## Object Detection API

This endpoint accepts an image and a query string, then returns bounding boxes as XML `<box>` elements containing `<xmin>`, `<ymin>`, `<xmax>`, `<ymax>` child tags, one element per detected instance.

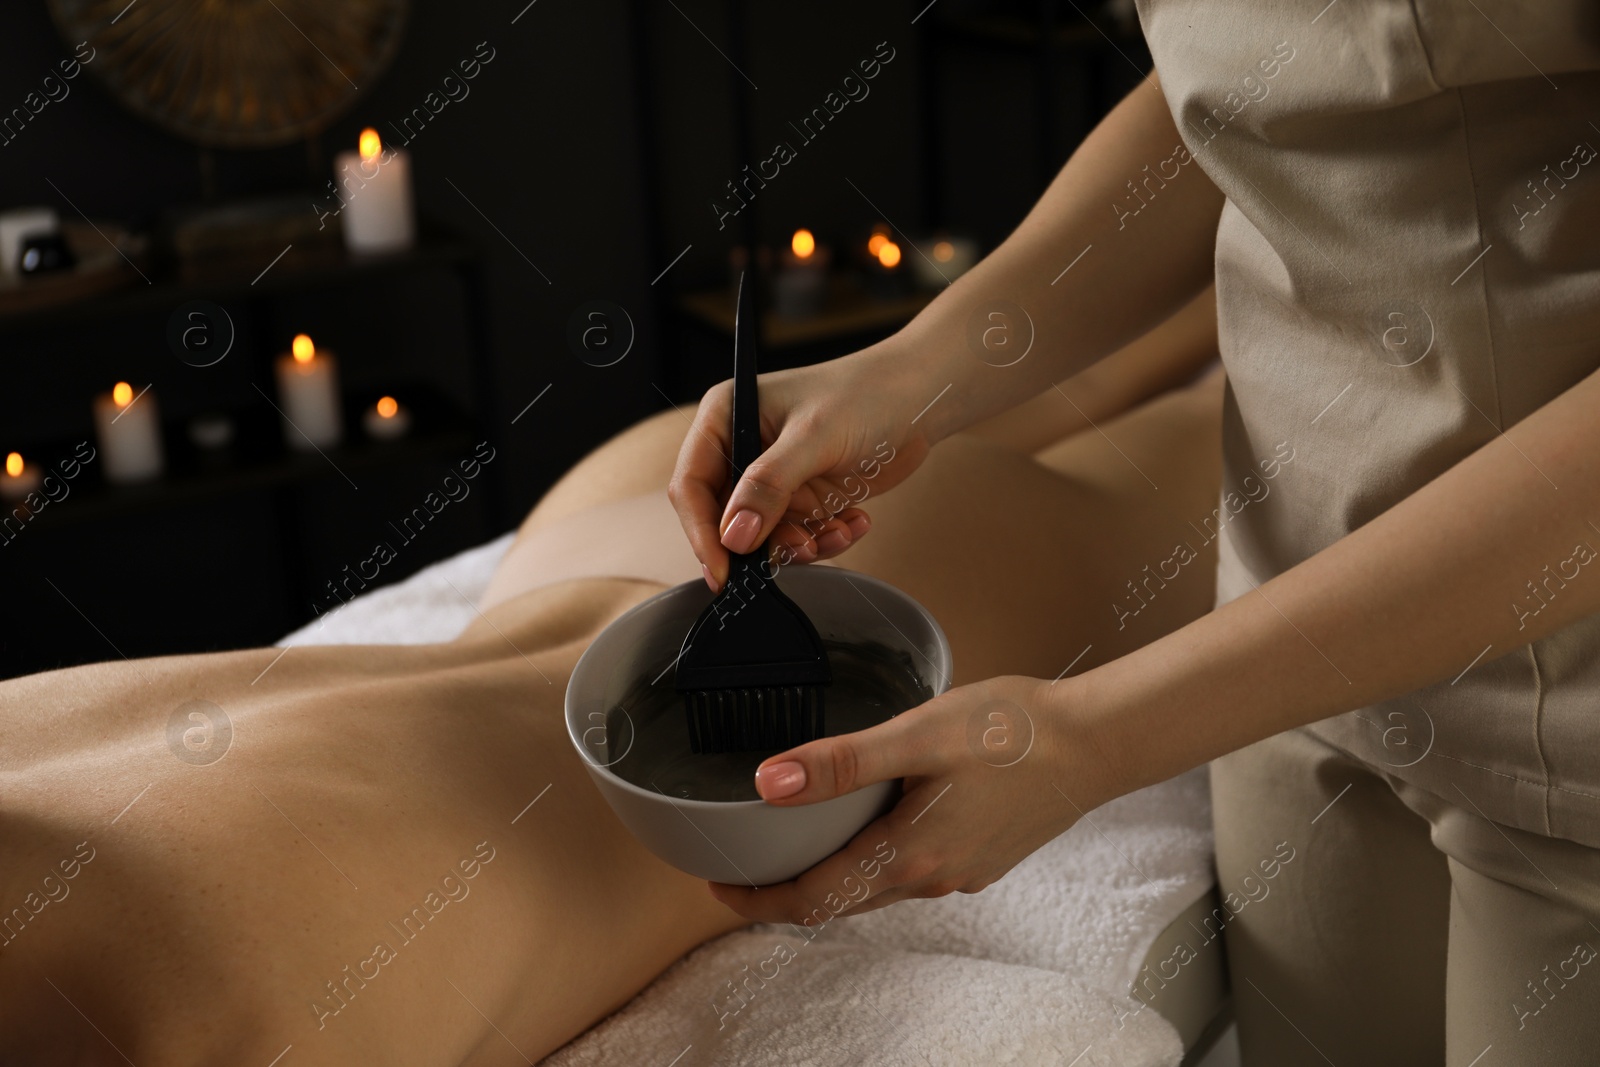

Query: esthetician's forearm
<box><xmin>888</xmin><ymin>75</ymin><xmax>1224</xmax><ymax>443</ymax></box>
<box><xmin>1077</xmin><ymin>361</ymin><xmax>1600</xmax><ymax>797</ymax></box>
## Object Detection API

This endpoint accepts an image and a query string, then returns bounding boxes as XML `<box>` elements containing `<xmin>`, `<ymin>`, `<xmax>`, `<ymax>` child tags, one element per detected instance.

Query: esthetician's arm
<box><xmin>671</xmin><ymin>75</ymin><xmax>1223</xmax><ymax>592</ymax></box>
<box><xmin>712</xmin><ymin>361</ymin><xmax>1600</xmax><ymax>922</ymax></box>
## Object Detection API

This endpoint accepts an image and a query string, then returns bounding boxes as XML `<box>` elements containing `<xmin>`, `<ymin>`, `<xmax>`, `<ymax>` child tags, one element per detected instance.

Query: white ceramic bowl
<box><xmin>565</xmin><ymin>565</ymin><xmax>951</xmax><ymax>886</ymax></box>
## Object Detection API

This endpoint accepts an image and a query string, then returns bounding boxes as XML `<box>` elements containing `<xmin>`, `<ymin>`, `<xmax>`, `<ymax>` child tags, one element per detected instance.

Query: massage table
<box><xmin>282</xmin><ymin>536</ymin><xmax>1231</xmax><ymax>1066</ymax></box>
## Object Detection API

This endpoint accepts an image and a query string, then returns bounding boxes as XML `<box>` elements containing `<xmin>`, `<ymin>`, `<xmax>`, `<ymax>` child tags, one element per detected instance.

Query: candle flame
<box><xmin>376</xmin><ymin>396</ymin><xmax>398</xmax><ymax>418</ymax></box>
<box><xmin>4</xmin><ymin>452</ymin><xmax>21</xmax><ymax>478</ymax></box>
<box><xmin>876</xmin><ymin>241</ymin><xmax>902</xmax><ymax>269</ymax></box>
<box><xmin>867</xmin><ymin>233</ymin><xmax>889</xmax><ymax>257</ymax></box>
<box><xmin>292</xmin><ymin>334</ymin><xmax>315</xmax><ymax>363</ymax></box>
<box><xmin>359</xmin><ymin>128</ymin><xmax>382</xmax><ymax>163</ymax></box>
<box><xmin>791</xmin><ymin>229</ymin><xmax>816</xmax><ymax>258</ymax></box>
<box><xmin>113</xmin><ymin>381</ymin><xmax>133</xmax><ymax>407</ymax></box>
<box><xmin>933</xmin><ymin>240</ymin><xmax>955</xmax><ymax>262</ymax></box>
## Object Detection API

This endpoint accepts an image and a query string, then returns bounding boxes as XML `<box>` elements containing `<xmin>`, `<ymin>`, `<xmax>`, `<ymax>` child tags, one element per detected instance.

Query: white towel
<box><xmin>281</xmin><ymin>538</ymin><xmax>1213</xmax><ymax>1066</ymax></box>
<box><xmin>278</xmin><ymin>534</ymin><xmax>516</xmax><ymax>648</ymax></box>
<box><xmin>544</xmin><ymin>940</ymin><xmax>1184</xmax><ymax>1066</ymax></box>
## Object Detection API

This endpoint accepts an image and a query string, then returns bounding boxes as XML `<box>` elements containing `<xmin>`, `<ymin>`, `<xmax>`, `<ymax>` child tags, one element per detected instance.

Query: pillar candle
<box><xmin>274</xmin><ymin>334</ymin><xmax>343</xmax><ymax>450</ymax></box>
<box><xmin>1</xmin><ymin>452</ymin><xmax>42</xmax><ymax>502</ymax></box>
<box><xmin>865</xmin><ymin>235</ymin><xmax>910</xmax><ymax>299</ymax></box>
<box><xmin>363</xmin><ymin>395</ymin><xmax>411</xmax><ymax>440</ymax></box>
<box><xmin>772</xmin><ymin>228</ymin><xmax>830</xmax><ymax>317</ymax></box>
<box><xmin>93</xmin><ymin>381</ymin><xmax>164</xmax><ymax>483</ymax></box>
<box><xmin>336</xmin><ymin>128</ymin><xmax>415</xmax><ymax>255</ymax></box>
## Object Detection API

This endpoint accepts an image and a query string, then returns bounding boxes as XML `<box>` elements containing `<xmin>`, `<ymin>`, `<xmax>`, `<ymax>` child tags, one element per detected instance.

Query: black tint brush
<box><xmin>675</xmin><ymin>272</ymin><xmax>831</xmax><ymax>755</ymax></box>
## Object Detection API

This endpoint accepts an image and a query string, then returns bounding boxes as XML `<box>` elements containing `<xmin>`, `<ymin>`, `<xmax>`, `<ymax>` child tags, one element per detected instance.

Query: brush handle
<box><xmin>726</xmin><ymin>270</ymin><xmax>768</xmax><ymax>586</ymax></box>
<box><xmin>731</xmin><ymin>270</ymin><xmax>761</xmax><ymax>481</ymax></box>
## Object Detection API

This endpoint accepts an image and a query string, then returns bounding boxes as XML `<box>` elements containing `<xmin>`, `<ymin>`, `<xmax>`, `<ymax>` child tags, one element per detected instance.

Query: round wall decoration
<box><xmin>48</xmin><ymin>0</ymin><xmax>408</xmax><ymax>148</ymax></box>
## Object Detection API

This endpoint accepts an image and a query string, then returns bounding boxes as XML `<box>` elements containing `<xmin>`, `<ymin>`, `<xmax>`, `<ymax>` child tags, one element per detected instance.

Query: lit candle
<box><xmin>866</xmin><ymin>235</ymin><xmax>909</xmax><ymax>299</ymax></box>
<box><xmin>363</xmin><ymin>395</ymin><xmax>412</xmax><ymax>440</ymax></box>
<box><xmin>1</xmin><ymin>452</ymin><xmax>42</xmax><ymax>502</ymax></box>
<box><xmin>274</xmin><ymin>334</ymin><xmax>343</xmax><ymax>450</ymax></box>
<box><xmin>910</xmin><ymin>235</ymin><xmax>980</xmax><ymax>288</ymax></box>
<box><xmin>336</xmin><ymin>128</ymin><xmax>415</xmax><ymax>255</ymax></box>
<box><xmin>772</xmin><ymin>228</ymin><xmax>830</xmax><ymax>318</ymax></box>
<box><xmin>866</xmin><ymin>226</ymin><xmax>892</xmax><ymax>261</ymax></box>
<box><xmin>92</xmin><ymin>381</ymin><xmax>165</xmax><ymax>483</ymax></box>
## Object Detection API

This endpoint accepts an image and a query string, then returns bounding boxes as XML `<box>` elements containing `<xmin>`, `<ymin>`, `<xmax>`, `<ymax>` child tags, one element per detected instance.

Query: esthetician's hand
<box><xmin>669</xmin><ymin>341</ymin><xmax>938</xmax><ymax>594</ymax></box>
<box><xmin>707</xmin><ymin>674</ymin><xmax>1121</xmax><ymax>922</ymax></box>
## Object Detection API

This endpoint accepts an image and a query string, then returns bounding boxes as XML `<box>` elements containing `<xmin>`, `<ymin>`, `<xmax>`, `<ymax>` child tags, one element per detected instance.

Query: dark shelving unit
<box><xmin>0</xmin><ymin>233</ymin><xmax>481</xmax><ymax>333</ymax></box>
<box><xmin>12</xmin><ymin>384</ymin><xmax>477</xmax><ymax>530</ymax></box>
<box><xmin>677</xmin><ymin>280</ymin><xmax>933</xmax><ymax>351</ymax></box>
<box><xmin>0</xmin><ymin>222</ymin><xmax>501</xmax><ymax>679</ymax></box>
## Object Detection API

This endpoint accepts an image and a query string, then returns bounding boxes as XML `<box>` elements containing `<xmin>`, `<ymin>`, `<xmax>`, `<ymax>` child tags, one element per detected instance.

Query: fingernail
<box><xmin>793</xmin><ymin>540</ymin><xmax>819</xmax><ymax>563</ymax></box>
<box><xmin>816</xmin><ymin>528</ymin><xmax>849</xmax><ymax>555</ymax></box>
<box><xmin>755</xmin><ymin>760</ymin><xmax>806</xmax><ymax>800</ymax></box>
<box><xmin>701</xmin><ymin>563</ymin><xmax>720</xmax><ymax>594</ymax></box>
<box><xmin>846</xmin><ymin>513</ymin><xmax>871</xmax><ymax>538</ymax></box>
<box><xmin>722</xmin><ymin>509</ymin><xmax>762</xmax><ymax>554</ymax></box>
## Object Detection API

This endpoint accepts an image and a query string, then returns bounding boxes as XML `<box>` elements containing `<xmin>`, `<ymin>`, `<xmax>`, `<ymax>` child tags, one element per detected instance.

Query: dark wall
<box><xmin>0</xmin><ymin>0</ymin><xmax>674</xmax><ymax>674</ymax></box>
<box><xmin>638</xmin><ymin>2</ymin><xmax>925</xmax><ymax>289</ymax></box>
<box><xmin>0</xmin><ymin>0</ymin><xmax>668</xmax><ymax>505</ymax></box>
<box><xmin>0</xmin><ymin>0</ymin><xmax>1136</xmax><ymax>676</ymax></box>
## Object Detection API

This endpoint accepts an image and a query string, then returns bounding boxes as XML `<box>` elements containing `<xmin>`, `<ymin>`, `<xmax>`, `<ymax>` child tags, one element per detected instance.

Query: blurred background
<box><xmin>0</xmin><ymin>0</ymin><xmax>1148</xmax><ymax>679</ymax></box>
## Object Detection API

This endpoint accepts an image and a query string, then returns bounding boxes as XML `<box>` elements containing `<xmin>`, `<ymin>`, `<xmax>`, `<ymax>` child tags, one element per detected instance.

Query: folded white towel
<box><xmin>279</xmin><ymin>533</ymin><xmax>516</xmax><ymax>648</ymax></box>
<box><xmin>281</xmin><ymin>538</ymin><xmax>1213</xmax><ymax>1066</ymax></box>
<box><xmin>826</xmin><ymin>770</ymin><xmax>1215</xmax><ymax>996</ymax></box>
<box><xmin>544</xmin><ymin>938</ymin><xmax>1184</xmax><ymax>1067</ymax></box>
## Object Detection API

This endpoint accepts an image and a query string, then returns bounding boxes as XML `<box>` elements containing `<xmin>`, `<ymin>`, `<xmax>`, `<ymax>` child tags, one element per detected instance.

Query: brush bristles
<box><xmin>684</xmin><ymin>685</ymin><xmax>826</xmax><ymax>755</ymax></box>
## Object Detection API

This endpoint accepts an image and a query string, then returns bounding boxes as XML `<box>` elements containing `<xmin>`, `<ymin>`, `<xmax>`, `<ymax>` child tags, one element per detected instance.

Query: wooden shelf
<box><xmin>0</xmin><ymin>227</ymin><xmax>478</xmax><ymax>333</ymax></box>
<box><xmin>678</xmin><ymin>278</ymin><xmax>934</xmax><ymax>349</ymax></box>
<box><xmin>10</xmin><ymin>384</ymin><xmax>476</xmax><ymax>530</ymax></box>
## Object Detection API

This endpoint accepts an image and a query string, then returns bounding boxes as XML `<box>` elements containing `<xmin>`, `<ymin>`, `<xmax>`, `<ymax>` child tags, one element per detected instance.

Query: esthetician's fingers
<box><xmin>710</xmin><ymin>676</ymin><xmax>1093</xmax><ymax>925</ymax></box>
<box><xmin>670</xmin><ymin>378</ymin><xmax>838</xmax><ymax>586</ymax></box>
<box><xmin>716</xmin><ymin>429</ymin><xmax>832</xmax><ymax>556</ymax></box>
<box><xmin>710</xmin><ymin>764</ymin><xmax>1047</xmax><ymax>925</ymax></box>
<box><xmin>708</xmin><ymin>775</ymin><xmax>998</xmax><ymax>924</ymax></box>
<box><xmin>671</xmin><ymin>354</ymin><xmax>931</xmax><ymax>590</ymax></box>
<box><xmin>769</xmin><ymin>509</ymin><xmax>872</xmax><ymax>565</ymax></box>
<box><xmin>668</xmin><ymin>386</ymin><xmax>739</xmax><ymax>588</ymax></box>
<box><xmin>752</xmin><ymin>697</ymin><xmax>946</xmax><ymax>805</ymax></box>
<box><xmin>706</xmin><ymin>712</ymin><xmax>946</xmax><ymax>922</ymax></box>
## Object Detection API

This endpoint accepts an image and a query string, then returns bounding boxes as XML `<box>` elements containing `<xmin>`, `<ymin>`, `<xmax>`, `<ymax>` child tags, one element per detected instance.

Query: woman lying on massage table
<box><xmin>0</xmin><ymin>293</ymin><xmax>1220</xmax><ymax>1066</ymax></box>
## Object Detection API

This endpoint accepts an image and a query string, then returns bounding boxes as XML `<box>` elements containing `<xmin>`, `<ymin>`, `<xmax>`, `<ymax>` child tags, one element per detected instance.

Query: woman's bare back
<box><xmin>0</xmin><ymin>580</ymin><xmax>742</xmax><ymax>1066</ymax></box>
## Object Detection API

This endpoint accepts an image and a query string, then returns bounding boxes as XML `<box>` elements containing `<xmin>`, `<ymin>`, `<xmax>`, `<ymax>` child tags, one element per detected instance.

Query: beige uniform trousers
<box><xmin>1128</xmin><ymin>0</ymin><xmax>1600</xmax><ymax>1061</ymax></box>
<box><xmin>1213</xmin><ymin>727</ymin><xmax>1600</xmax><ymax>1066</ymax></box>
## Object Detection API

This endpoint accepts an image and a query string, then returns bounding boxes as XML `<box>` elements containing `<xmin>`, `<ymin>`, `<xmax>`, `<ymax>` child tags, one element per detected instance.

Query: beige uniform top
<box><xmin>1134</xmin><ymin>0</ymin><xmax>1600</xmax><ymax>847</ymax></box>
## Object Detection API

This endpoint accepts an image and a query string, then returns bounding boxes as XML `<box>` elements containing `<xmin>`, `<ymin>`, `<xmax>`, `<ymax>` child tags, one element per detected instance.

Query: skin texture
<box><xmin>0</xmin><ymin>584</ymin><xmax>746</xmax><ymax>1067</ymax></box>
<box><xmin>672</xmin><ymin>74</ymin><xmax>1600</xmax><ymax>928</ymax></box>
<box><xmin>0</xmin><ymin>301</ymin><xmax>1223</xmax><ymax>1065</ymax></box>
